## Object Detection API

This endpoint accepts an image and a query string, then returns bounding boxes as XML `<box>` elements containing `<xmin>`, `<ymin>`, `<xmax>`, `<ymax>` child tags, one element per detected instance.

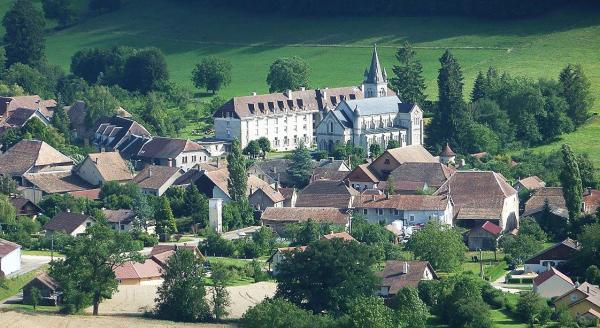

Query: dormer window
<box><xmin>297</xmin><ymin>99</ymin><xmax>303</xmax><ymax>108</ymax></box>
<box><xmin>277</xmin><ymin>100</ymin><xmax>284</xmax><ymax>109</ymax></box>
<box><xmin>268</xmin><ymin>102</ymin><xmax>274</xmax><ymax>110</ymax></box>
<box><xmin>330</xmin><ymin>96</ymin><xmax>337</xmax><ymax>105</ymax></box>
<box><xmin>258</xmin><ymin>103</ymin><xmax>265</xmax><ymax>113</ymax></box>
<box><xmin>384</xmin><ymin>159</ymin><xmax>390</xmax><ymax>165</ymax></box>
<box><xmin>248</xmin><ymin>104</ymin><xmax>255</xmax><ymax>113</ymax></box>
<box><xmin>349</xmin><ymin>94</ymin><xmax>356</xmax><ymax>100</ymax></box>
<box><xmin>287</xmin><ymin>100</ymin><xmax>294</xmax><ymax>109</ymax></box>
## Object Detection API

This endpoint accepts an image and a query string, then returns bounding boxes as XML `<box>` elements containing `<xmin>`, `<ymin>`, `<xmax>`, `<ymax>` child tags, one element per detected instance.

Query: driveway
<box><xmin>7</xmin><ymin>255</ymin><xmax>55</xmax><ymax>278</ymax></box>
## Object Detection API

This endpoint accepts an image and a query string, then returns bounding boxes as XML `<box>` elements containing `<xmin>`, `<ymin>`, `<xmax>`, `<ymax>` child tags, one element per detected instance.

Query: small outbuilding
<box><xmin>533</xmin><ymin>267</ymin><xmax>574</xmax><ymax>299</ymax></box>
<box><xmin>467</xmin><ymin>221</ymin><xmax>502</xmax><ymax>250</ymax></box>
<box><xmin>22</xmin><ymin>273</ymin><xmax>61</xmax><ymax>305</ymax></box>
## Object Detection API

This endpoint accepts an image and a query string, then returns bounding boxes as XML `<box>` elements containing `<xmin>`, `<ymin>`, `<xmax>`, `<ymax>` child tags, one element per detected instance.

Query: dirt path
<box><xmin>0</xmin><ymin>311</ymin><xmax>234</xmax><ymax>328</ymax></box>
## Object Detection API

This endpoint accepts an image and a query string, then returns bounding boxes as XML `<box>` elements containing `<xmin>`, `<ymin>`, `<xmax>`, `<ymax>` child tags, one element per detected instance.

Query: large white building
<box><xmin>212</xmin><ymin>46</ymin><xmax>397</xmax><ymax>152</ymax></box>
<box><xmin>316</xmin><ymin>46</ymin><xmax>423</xmax><ymax>153</ymax></box>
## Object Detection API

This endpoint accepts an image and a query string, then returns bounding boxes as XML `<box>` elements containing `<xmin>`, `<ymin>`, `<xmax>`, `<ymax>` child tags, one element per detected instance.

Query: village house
<box><xmin>523</xmin><ymin>187</ymin><xmax>600</xmax><ymax>221</ymax></box>
<box><xmin>136</xmin><ymin>137</ymin><xmax>211</xmax><ymax>171</ymax></box>
<box><xmin>261</xmin><ymin>207</ymin><xmax>351</xmax><ymax>235</ymax></box>
<box><xmin>213</xmin><ymin>46</ymin><xmax>397</xmax><ymax>152</ymax></box>
<box><xmin>0</xmin><ymin>107</ymin><xmax>51</xmax><ymax>133</ymax></box>
<box><xmin>43</xmin><ymin>211</ymin><xmax>95</xmax><ymax>236</ymax></box>
<box><xmin>355</xmin><ymin>194</ymin><xmax>454</xmax><ymax>226</ymax></box>
<box><xmin>267</xmin><ymin>246</ymin><xmax>307</xmax><ymax>275</ymax></box>
<box><xmin>248</xmin><ymin>159</ymin><xmax>294</xmax><ymax>187</ymax></box>
<box><xmin>513</xmin><ymin>176</ymin><xmax>546</xmax><ymax>193</ymax></box>
<box><xmin>533</xmin><ymin>267</ymin><xmax>575</xmax><ymax>299</ymax></box>
<box><xmin>150</xmin><ymin>244</ymin><xmax>204</xmax><ymax>260</ymax></box>
<box><xmin>377</xmin><ymin>261</ymin><xmax>437</xmax><ymax>298</ymax></box>
<box><xmin>382</xmin><ymin>162</ymin><xmax>455</xmax><ymax>194</ymax></box>
<box><xmin>22</xmin><ymin>172</ymin><xmax>94</xmax><ymax>203</ymax></box>
<box><xmin>248</xmin><ymin>185</ymin><xmax>285</xmax><ymax>210</ymax></box>
<box><xmin>22</xmin><ymin>273</ymin><xmax>61</xmax><ymax>306</ymax></box>
<box><xmin>295</xmin><ymin>179</ymin><xmax>359</xmax><ymax>208</ymax></box>
<box><xmin>433</xmin><ymin>171</ymin><xmax>519</xmax><ymax>231</ymax></box>
<box><xmin>311</xmin><ymin>158</ymin><xmax>350</xmax><ymax>181</ymax></box>
<box><xmin>0</xmin><ymin>238</ymin><xmax>21</xmax><ymax>276</ymax></box>
<box><xmin>524</xmin><ymin>238</ymin><xmax>580</xmax><ymax>274</ymax></box>
<box><xmin>278</xmin><ymin>187</ymin><xmax>297</xmax><ymax>208</ymax></box>
<box><xmin>0</xmin><ymin>140</ymin><xmax>74</xmax><ymax>185</ymax></box>
<box><xmin>554</xmin><ymin>282</ymin><xmax>600</xmax><ymax>321</ymax></box>
<box><xmin>346</xmin><ymin>145</ymin><xmax>438</xmax><ymax>190</ymax></box>
<box><xmin>316</xmin><ymin>46</ymin><xmax>423</xmax><ymax>154</ymax></box>
<box><xmin>74</xmin><ymin>152</ymin><xmax>133</xmax><ymax>186</ymax></box>
<box><xmin>66</xmin><ymin>101</ymin><xmax>132</xmax><ymax>141</ymax></box>
<box><xmin>114</xmin><ymin>258</ymin><xmax>163</xmax><ymax>285</ymax></box>
<box><xmin>0</xmin><ymin>96</ymin><xmax>55</xmax><ymax>137</ymax></box>
<box><xmin>321</xmin><ymin>231</ymin><xmax>357</xmax><ymax>242</ymax></box>
<box><xmin>439</xmin><ymin>143</ymin><xmax>456</xmax><ymax>165</ymax></box>
<box><xmin>103</xmin><ymin>209</ymin><xmax>138</xmax><ymax>232</ymax></box>
<box><xmin>132</xmin><ymin>165</ymin><xmax>184</xmax><ymax>196</ymax></box>
<box><xmin>93</xmin><ymin>115</ymin><xmax>151</xmax><ymax>153</ymax></box>
<box><xmin>9</xmin><ymin>197</ymin><xmax>42</xmax><ymax>218</ymax></box>
<box><xmin>466</xmin><ymin>221</ymin><xmax>502</xmax><ymax>250</ymax></box>
<box><xmin>193</xmin><ymin>167</ymin><xmax>278</xmax><ymax>205</ymax></box>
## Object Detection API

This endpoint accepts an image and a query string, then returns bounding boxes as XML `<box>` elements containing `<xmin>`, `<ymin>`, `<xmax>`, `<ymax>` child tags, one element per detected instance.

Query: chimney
<box><xmin>251</xmin><ymin>92</ymin><xmax>257</xmax><ymax>96</ymax></box>
<box><xmin>385</xmin><ymin>191</ymin><xmax>389</xmax><ymax>199</ymax></box>
<box><xmin>588</xmin><ymin>286</ymin><xmax>590</xmax><ymax>294</ymax></box>
<box><xmin>371</xmin><ymin>194</ymin><xmax>375</xmax><ymax>201</ymax></box>
<box><xmin>403</xmin><ymin>261</ymin><xmax>409</xmax><ymax>273</ymax></box>
<box><xmin>328</xmin><ymin>157</ymin><xmax>334</xmax><ymax>163</ymax></box>
<box><xmin>360</xmin><ymin>84</ymin><xmax>364</xmax><ymax>92</ymax></box>
<box><xmin>274</xmin><ymin>180</ymin><xmax>280</xmax><ymax>190</ymax></box>
<box><xmin>94</xmin><ymin>157</ymin><xmax>98</xmax><ymax>164</ymax></box>
<box><xmin>148</xmin><ymin>168</ymin><xmax>152</xmax><ymax>178</ymax></box>
<box><xmin>286</xmin><ymin>90</ymin><xmax>293</xmax><ymax>100</ymax></box>
<box><xmin>216</xmin><ymin>157</ymin><xmax>220</xmax><ymax>168</ymax></box>
<box><xmin>209</xmin><ymin>198</ymin><xmax>223</xmax><ymax>233</ymax></box>
<box><xmin>587</xmin><ymin>187</ymin><xmax>592</xmax><ymax>196</ymax></box>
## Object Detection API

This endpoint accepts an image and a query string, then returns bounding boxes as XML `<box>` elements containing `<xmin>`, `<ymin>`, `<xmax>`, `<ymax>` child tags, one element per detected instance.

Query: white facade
<box><xmin>525</xmin><ymin>260</ymin><xmax>569</xmax><ymax>274</ymax></box>
<box><xmin>0</xmin><ymin>247</ymin><xmax>21</xmax><ymax>276</ymax></box>
<box><xmin>70</xmin><ymin>218</ymin><xmax>95</xmax><ymax>236</ymax></box>
<box><xmin>173</xmin><ymin>150</ymin><xmax>210</xmax><ymax>171</ymax></box>
<box><xmin>357</xmin><ymin>199</ymin><xmax>453</xmax><ymax>226</ymax></box>
<box><xmin>209</xmin><ymin>198</ymin><xmax>223</xmax><ymax>233</ymax></box>
<box><xmin>500</xmin><ymin>193</ymin><xmax>520</xmax><ymax>231</ymax></box>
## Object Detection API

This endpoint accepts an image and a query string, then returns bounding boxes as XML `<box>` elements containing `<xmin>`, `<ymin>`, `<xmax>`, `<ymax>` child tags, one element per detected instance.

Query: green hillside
<box><xmin>2</xmin><ymin>0</ymin><xmax>600</xmax><ymax>161</ymax></box>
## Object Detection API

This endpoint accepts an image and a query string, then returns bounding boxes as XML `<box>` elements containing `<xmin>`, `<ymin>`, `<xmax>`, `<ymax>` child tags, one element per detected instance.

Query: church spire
<box><xmin>364</xmin><ymin>44</ymin><xmax>386</xmax><ymax>84</ymax></box>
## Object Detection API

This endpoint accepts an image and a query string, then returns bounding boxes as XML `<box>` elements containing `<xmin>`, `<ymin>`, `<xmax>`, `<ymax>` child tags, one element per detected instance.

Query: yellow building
<box><xmin>554</xmin><ymin>282</ymin><xmax>600</xmax><ymax>322</ymax></box>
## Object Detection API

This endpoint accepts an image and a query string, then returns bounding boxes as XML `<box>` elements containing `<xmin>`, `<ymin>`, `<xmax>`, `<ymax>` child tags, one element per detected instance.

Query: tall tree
<box><xmin>80</xmin><ymin>85</ymin><xmax>119</xmax><ymax>128</ymax></box>
<box><xmin>191</xmin><ymin>57</ymin><xmax>232</xmax><ymax>94</ymax></box>
<box><xmin>560</xmin><ymin>64</ymin><xmax>594</xmax><ymax>126</ymax></box>
<box><xmin>391</xmin><ymin>287</ymin><xmax>429</xmax><ymax>328</ymax></box>
<box><xmin>154</xmin><ymin>249</ymin><xmax>210</xmax><ymax>322</ymax></box>
<box><xmin>209</xmin><ymin>262</ymin><xmax>231</xmax><ymax>320</ymax></box>
<box><xmin>42</xmin><ymin>0</ymin><xmax>77</xmax><ymax>28</ymax></box>
<box><xmin>185</xmin><ymin>184</ymin><xmax>209</xmax><ymax>227</ymax></box>
<box><xmin>390</xmin><ymin>41</ymin><xmax>427</xmax><ymax>105</ymax></box>
<box><xmin>227</xmin><ymin>139</ymin><xmax>248</xmax><ymax>202</ymax></box>
<box><xmin>0</xmin><ymin>176</ymin><xmax>18</xmax><ymax>196</ymax></box>
<box><xmin>406</xmin><ymin>220</ymin><xmax>466</xmax><ymax>271</ymax></box>
<box><xmin>429</xmin><ymin>50</ymin><xmax>469</xmax><ymax>149</ymax></box>
<box><xmin>560</xmin><ymin>144</ymin><xmax>583</xmax><ymax>221</ymax></box>
<box><xmin>2</xmin><ymin>0</ymin><xmax>46</xmax><ymax>66</ymax></box>
<box><xmin>346</xmin><ymin>295</ymin><xmax>394</xmax><ymax>328</ymax></box>
<box><xmin>276</xmin><ymin>238</ymin><xmax>380</xmax><ymax>314</ymax></box>
<box><xmin>470</xmin><ymin>71</ymin><xmax>488</xmax><ymax>102</ymax></box>
<box><xmin>49</xmin><ymin>224</ymin><xmax>142</xmax><ymax>314</ymax></box>
<box><xmin>266</xmin><ymin>56</ymin><xmax>310</xmax><ymax>93</ymax></box>
<box><xmin>0</xmin><ymin>195</ymin><xmax>17</xmax><ymax>229</ymax></box>
<box><xmin>155</xmin><ymin>196</ymin><xmax>177</xmax><ymax>239</ymax></box>
<box><xmin>287</xmin><ymin>143</ymin><xmax>314</xmax><ymax>188</ymax></box>
<box><xmin>51</xmin><ymin>97</ymin><xmax>71</xmax><ymax>139</ymax></box>
<box><xmin>123</xmin><ymin>47</ymin><xmax>169</xmax><ymax>93</ymax></box>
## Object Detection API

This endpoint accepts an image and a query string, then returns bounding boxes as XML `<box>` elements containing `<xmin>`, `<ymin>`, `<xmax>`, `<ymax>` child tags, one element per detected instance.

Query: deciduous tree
<box><xmin>560</xmin><ymin>64</ymin><xmax>594</xmax><ymax>126</ymax></box>
<box><xmin>346</xmin><ymin>295</ymin><xmax>394</xmax><ymax>328</ymax></box>
<box><xmin>406</xmin><ymin>220</ymin><xmax>466</xmax><ymax>272</ymax></box>
<box><xmin>191</xmin><ymin>57</ymin><xmax>232</xmax><ymax>94</ymax></box>
<box><xmin>2</xmin><ymin>0</ymin><xmax>46</xmax><ymax>66</ymax></box>
<box><xmin>266</xmin><ymin>56</ymin><xmax>310</xmax><ymax>93</ymax></box>
<box><xmin>560</xmin><ymin>144</ymin><xmax>583</xmax><ymax>221</ymax></box>
<box><xmin>123</xmin><ymin>48</ymin><xmax>169</xmax><ymax>93</ymax></box>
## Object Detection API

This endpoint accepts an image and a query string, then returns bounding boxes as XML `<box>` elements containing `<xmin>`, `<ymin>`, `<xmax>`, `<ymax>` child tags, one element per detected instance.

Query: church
<box><xmin>315</xmin><ymin>46</ymin><xmax>424</xmax><ymax>153</ymax></box>
<box><xmin>212</xmin><ymin>45</ymin><xmax>423</xmax><ymax>153</ymax></box>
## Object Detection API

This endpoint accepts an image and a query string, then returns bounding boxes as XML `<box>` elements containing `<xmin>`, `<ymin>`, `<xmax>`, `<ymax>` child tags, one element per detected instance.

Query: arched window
<box><xmin>329</xmin><ymin>122</ymin><xmax>334</xmax><ymax>133</ymax></box>
<box><xmin>379</xmin><ymin>88</ymin><xmax>386</xmax><ymax>97</ymax></box>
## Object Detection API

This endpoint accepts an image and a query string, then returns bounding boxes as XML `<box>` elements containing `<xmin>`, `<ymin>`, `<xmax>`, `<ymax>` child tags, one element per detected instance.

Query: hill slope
<box><xmin>2</xmin><ymin>0</ymin><xmax>600</xmax><ymax>161</ymax></box>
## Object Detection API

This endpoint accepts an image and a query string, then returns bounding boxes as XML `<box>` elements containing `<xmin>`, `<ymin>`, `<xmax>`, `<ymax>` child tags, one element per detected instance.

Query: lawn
<box><xmin>0</xmin><ymin>266</ymin><xmax>47</xmax><ymax>302</ymax></box>
<box><xmin>2</xmin><ymin>1</ymin><xmax>600</xmax><ymax>161</ymax></box>
<box><xmin>22</xmin><ymin>249</ymin><xmax>64</xmax><ymax>257</ymax></box>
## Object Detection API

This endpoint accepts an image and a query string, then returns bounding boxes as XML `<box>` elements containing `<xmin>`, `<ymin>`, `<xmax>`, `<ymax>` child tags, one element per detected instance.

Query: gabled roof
<box><xmin>149</xmin><ymin>244</ymin><xmax>203</xmax><ymax>259</ymax></box>
<box><xmin>479</xmin><ymin>221</ymin><xmax>502</xmax><ymax>236</ymax></box>
<box><xmin>132</xmin><ymin>165</ymin><xmax>183</xmax><ymax>191</ymax></box>
<box><xmin>386</xmin><ymin>162</ymin><xmax>455</xmax><ymax>190</ymax></box>
<box><xmin>321</xmin><ymin>232</ymin><xmax>356</xmax><ymax>242</ymax></box>
<box><xmin>4</xmin><ymin>108</ymin><xmax>43</xmax><ymax>127</ymax></box>
<box><xmin>378</xmin><ymin>261</ymin><xmax>437</xmax><ymax>295</ymax></box>
<box><xmin>250</xmin><ymin>159</ymin><xmax>294</xmax><ymax>186</ymax></box>
<box><xmin>114</xmin><ymin>258</ymin><xmax>163</xmax><ymax>280</ymax></box>
<box><xmin>312</xmin><ymin>167</ymin><xmax>349</xmax><ymax>181</ymax></box>
<box><xmin>77</xmin><ymin>152</ymin><xmax>133</xmax><ymax>182</ymax></box>
<box><xmin>43</xmin><ymin>211</ymin><xmax>94</xmax><ymax>234</ymax></box>
<box><xmin>533</xmin><ymin>267</ymin><xmax>574</xmax><ymax>287</ymax></box>
<box><xmin>25</xmin><ymin>273</ymin><xmax>59</xmax><ymax>291</ymax></box>
<box><xmin>23</xmin><ymin>172</ymin><xmax>93</xmax><ymax>194</ymax></box>
<box><xmin>554</xmin><ymin>282</ymin><xmax>600</xmax><ymax>308</ymax></box>
<box><xmin>434</xmin><ymin>171</ymin><xmax>516</xmax><ymax>221</ymax></box>
<box><xmin>9</xmin><ymin>196</ymin><xmax>42</xmax><ymax>214</ymax></box>
<box><xmin>347</xmin><ymin>164</ymin><xmax>380</xmax><ymax>183</ymax></box>
<box><xmin>103</xmin><ymin>209</ymin><xmax>136</xmax><ymax>224</ymax></box>
<box><xmin>440</xmin><ymin>143</ymin><xmax>456</xmax><ymax>157</ymax></box>
<box><xmin>0</xmin><ymin>140</ymin><xmax>73</xmax><ymax>176</ymax></box>
<box><xmin>137</xmin><ymin>137</ymin><xmax>205</xmax><ymax>159</ymax></box>
<box><xmin>376</xmin><ymin>145</ymin><xmax>437</xmax><ymax>169</ymax></box>
<box><xmin>516</xmin><ymin>176</ymin><xmax>545</xmax><ymax>190</ymax></box>
<box><xmin>94</xmin><ymin>115</ymin><xmax>151</xmax><ymax>149</ymax></box>
<box><xmin>0</xmin><ymin>238</ymin><xmax>20</xmax><ymax>257</ymax></box>
<box><xmin>343</xmin><ymin>96</ymin><xmax>406</xmax><ymax>116</ymax></box>
<box><xmin>296</xmin><ymin>180</ymin><xmax>358</xmax><ymax>208</ymax></box>
<box><xmin>0</xmin><ymin>95</ymin><xmax>53</xmax><ymax>118</ymax></box>
<box><xmin>251</xmin><ymin>185</ymin><xmax>285</xmax><ymax>203</ymax></box>
<box><xmin>261</xmin><ymin>207</ymin><xmax>350</xmax><ymax>226</ymax></box>
<box><xmin>525</xmin><ymin>238</ymin><xmax>580</xmax><ymax>264</ymax></box>
<box><xmin>202</xmin><ymin>168</ymin><xmax>271</xmax><ymax>198</ymax></box>
<box><xmin>356</xmin><ymin>194</ymin><xmax>449</xmax><ymax>211</ymax></box>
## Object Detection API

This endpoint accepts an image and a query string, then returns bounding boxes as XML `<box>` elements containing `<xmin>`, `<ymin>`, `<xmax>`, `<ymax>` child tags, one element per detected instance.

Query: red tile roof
<box><xmin>356</xmin><ymin>194</ymin><xmax>449</xmax><ymax>211</ymax></box>
<box><xmin>480</xmin><ymin>221</ymin><xmax>502</xmax><ymax>236</ymax></box>
<box><xmin>261</xmin><ymin>207</ymin><xmax>350</xmax><ymax>226</ymax></box>
<box><xmin>321</xmin><ymin>232</ymin><xmax>356</xmax><ymax>242</ymax></box>
<box><xmin>533</xmin><ymin>267</ymin><xmax>574</xmax><ymax>286</ymax></box>
<box><xmin>114</xmin><ymin>258</ymin><xmax>163</xmax><ymax>280</ymax></box>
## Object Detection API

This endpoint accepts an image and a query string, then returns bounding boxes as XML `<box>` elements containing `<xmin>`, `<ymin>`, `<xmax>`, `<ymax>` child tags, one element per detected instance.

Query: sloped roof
<box><xmin>525</xmin><ymin>238</ymin><xmax>580</xmax><ymax>264</ymax></box>
<box><xmin>344</xmin><ymin>96</ymin><xmax>405</xmax><ymax>116</ymax></box>
<box><xmin>296</xmin><ymin>180</ymin><xmax>358</xmax><ymax>208</ymax></box>
<box><xmin>4</xmin><ymin>108</ymin><xmax>37</xmax><ymax>127</ymax></box>
<box><xmin>251</xmin><ymin>185</ymin><xmax>285</xmax><ymax>203</ymax></box>
<box><xmin>103</xmin><ymin>209</ymin><xmax>136</xmax><ymax>224</ymax></box>
<box><xmin>23</xmin><ymin>172</ymin><xmax>93</xmax><ymax>194</ymax></box>
<box><xmin>114</xmin><ymin>258</ymin><xmax>163</xmax><ymax>280</ymax></box>
<box><xmin>149</xmin><ymin>244</ymin><xmax>203</xmax><ymax>259</ymax></box>
<box><xmin>347</xmin><ymin>164</ymin><xmax>380</xmax><ymax>183</ymax></box>
<box><xmin>9</xmin><ymin>197</ymin><xmax>41</xmax><ymax>214</ymax></box>
<box><xmin>43</xmin><ymin>211</ymin><xmax>93</xmax><ymax>234</ymax></box>
<box><xmin>203</xmin><ymin>168</ymin><xmax>271</xmax><ymax>198</ymax></box>
<box><xmin>478</xmin><ymin>221</ymin><xmax>502</xmax><ymax>236</ymax></box>
<box><xmin>387</xmin><ymin>162</ymin><xmax>455</xmax><ymax>190</ymax></box>
<box><xmin>312</xmin><ymin>167</ymin><xmax>349</xmax><ymax>181</ymax></box>
<box><xmin>523</xmin><ymin>187</ymin><xmax>567</xmax><ymax>217</ymax></box>
<box><xmin>364</xmin><ymin>45</ymin><xmax>386</xmax><ymax>84</ymax></box>
<box><xmin>250</xmin><ymin>159</ymin><xmax>294</xmax><ymax>186</ymax></box>
<box><xmin>434</xmin><ymin>171</ymin><xmax>516</xmax><ymax>221</ymax></box>
<box><xmin>261</xmin><ymin>207</ymin><xmax>349</xmax><ymax>226</ymax></box>
<box><xmin>383</xmin><ymin>145</ymin><xmax>437</xmax><ymax>165</ymax></box>
<box><xmin>132</xmin><ymin>165</ymin><xmax>183</xmax><ymax>190</ymax></box>
<box><xmin>321</xmin><ymin>232</ymin><xmax>356</xmax><ymax>242</ymax></box>
<box><xmin>78</xmin><ymin>152</ymin><xmax>133</xmax><ymax>182</ymax></box>
<box><xmin>68</xmin><ymin>188</ymin><xmax>101</xmax><ymax>200</ymax></box>
<box><xmin>137</xmin><ymin>137</ymin><xmax>204</xmax><ymax>159</ymax></box>
<box><xmin>440</xmin><ymin>143</ymin><xmax>456</xmax><ymax>157</ymax></box>
<box><xmin>0</xmin><ymin>95</ymin><xmax>53</xmax><ymax>118</ymax></box>
<box><xmin>378</xmin><ymin>261</ymin><xmax>437</xmax><ymax>295</ymax></box>
<box><xmin>26</xmin><ymin>272</ymin><xmax>59</xmax><ymax>291</ymax></box>
<box><xmin>533</xmin><ymin>267</ymin><xmax>574</xmax><ymax>286</ymax></box>
<box><xmin>356</xmin><ymin>194</ymin><xmax>449</xmax><ymax>211</ymax></box>
<box><xmin>94</xmin><ymin>116</ymin><xmax>151</xmax><ymax>149</ymax></box>
<box><xmin>0</xmin><ymin>238</ymin><xmax>20</xmax><ymax>257</ymax></box>
<box><xmin>516</xmin><ymin>176</ymin><xmax>545</xmax><ymax>190</ymax></box>
<box><xmin>0</xmin><ymin>140</ymin><xmax>73</xmax><ymax>176</ymax></box>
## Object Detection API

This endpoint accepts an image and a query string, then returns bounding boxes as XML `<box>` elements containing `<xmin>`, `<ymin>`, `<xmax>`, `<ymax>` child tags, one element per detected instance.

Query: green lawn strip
<box><xmin>22</xmin><ymin>249</ymin><xmax>64</xmax><ymax>257</ymax></box>
<box><xmin>5</xmin><ymin>304</ymin><xmax>60</xmax><ymax>314</ymax></box>
<box><xmin>0</xmin><ymin>265</ymin><xmax>47</xmax><ymax>302</ymax></box>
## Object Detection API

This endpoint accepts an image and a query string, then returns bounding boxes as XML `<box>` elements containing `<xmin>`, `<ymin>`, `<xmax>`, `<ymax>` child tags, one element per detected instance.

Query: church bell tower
<box><xmin>363</xmin><ymin>44</ymin><xmax>388</xmax><ymax>98</ymax></box>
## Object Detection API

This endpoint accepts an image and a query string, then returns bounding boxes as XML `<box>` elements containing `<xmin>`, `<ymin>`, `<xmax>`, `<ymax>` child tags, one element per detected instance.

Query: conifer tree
<box><xmin>227</xmin><ymin>139</ymin><xmax>247</xmax><ymax>202</ymax></box>
<box><xmin>2</xmin><ymin>0</ymin><xmax>46</xmax><ymax>66</ymax></box>
<box><xmin>559</xmin><ymin>64</ymin><xmax>594</xmax><ymax>126</ymax></box>
<box><xmin>51</xmin><ymin>96</ymin><xmax>71</xmax><ymax>140</ymax></box>
<box><xmin>390</xmin><ymin>41</ymin><xmax>426</xmax><ymax>105</ymax></box>
<box><xmin>560</xmin><ymin>144</ymin><xmax>583</xmax><ymax>221</ymax></box>
<box><xmin>471</xmin><ymin>71</ymin><xmax>488</xmax><ymax>102</ymax></box>
<box><xmin>287</xmin><ymin>143</ymin><xmax>314</xmax><ymax>188</ymax></box>
<box><xmin>155</xmin><ymin>196</ymin><xmax>177</xmax><ymax>239</ymax></box>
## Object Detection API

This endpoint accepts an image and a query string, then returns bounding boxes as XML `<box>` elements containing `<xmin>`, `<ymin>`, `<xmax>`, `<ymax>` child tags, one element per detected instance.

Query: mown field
<box><xmin>1</xmin><ymin>0</ymin><xmax>600</xmax><ymax>160</ymax></box>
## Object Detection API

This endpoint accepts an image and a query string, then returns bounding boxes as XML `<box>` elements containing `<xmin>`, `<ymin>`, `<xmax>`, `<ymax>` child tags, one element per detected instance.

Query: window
<box><xmin>278</xmin><ymin>100</ymin><xmax>284</xmax><ymax>109</ymax></box>
<box><xmin>268</xmin><ymin>102</ymin><xmax>274</xmax><ymax>110</ymax></box>
<box><xmin>192</xmin><ymin>155</ymin><xmax>197</xmax><ymax>162</ymax></box>
<box><xmin>284</xmin><ymin>137</ymin><xmax>289</xmax><ymax>146</ymax></box>
<box><xmin>330</xmin><ymin>96</ymin><xmax>337</xmax><ymax>105</ymax></box>
<box><xmin>226</xmin><ymin>121</ymin><xmax>230</xmax><ymax>127</ymax></box>
<box><xmin>182</xmin><ymin>156</ymin><xmax>188</xmax><ymax>164</ymax></box>
<box><xmin>394</xmin><ymin>209</ymin><xmax>400</xmax><ymax>216</ymax></box>
<box><xmin>258</xmin><ymin>103</ymin><xmax>265</xmax><ymax>112</ymax></box>
<box><xmin>297</xmin><ymin>99</ymin><xmax>304</xmax><ymax>107</ymax></box>
<box><xmin>274</xmin><ymin>137</ymin><xmax>279</xmax><ymax>146</ymax></box>
<box><xmin>120</xmin><ymin>224</ymin><xmax>125</xmax><ymax>230</ymax></box>
<box><xmin>329</xmin><ymin>122</ymin><xmax>334</xmax><ymax>133</ymax></box>
<box><xmin>363</xmin><ymin>209</ymin><xmax>368</xmax><ymax>215</ymax></box>
<box><xmin>86</xmin><ymin>222</ymin><xmax>92</xmax><ymax>227</ymax></box>
<box><xmin>293</xmin><ymin>135</ymin><xmax>298</xmax><ymax>145</ymax></box>
<box><xmin>248</xmin><ymin>104</ymin><xmax>255</xmax><ymax>113</ymax></box>
<box><xmin>226</xmin><ymin>128</ymin><xmax>231</xmax><ymax>136</ymax></box>
<box><xmin>377</xmin><ymin>209</ymin><xmax>384</xmax><ymax>216</ymax></box>
<box><xmin>409</xmin><ymin>215</ymin><xmax>415</xmax><ymax>222</ymax></box>
<box><xmin>379</xmin><ymin>88</ymin><xmax>386</xmax><ymax>97</ymax></box>
<box><xmin>349</xmin><ymin>94</ymin><xmax>356</xmax><ymax>100</ymax></box>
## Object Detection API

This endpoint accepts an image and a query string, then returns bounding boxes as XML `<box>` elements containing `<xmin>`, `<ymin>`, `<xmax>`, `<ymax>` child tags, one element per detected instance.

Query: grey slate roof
<box><xmin>364</xmin><ymin>45</ymin><xmax>386</xmax><ymax>84</ymax></box>
<box><xmin>44</xmin><ymin>211</ymin><xmax>93</xmax><ymax>234</ymax></box>
<box><xmin>332</xmin><ymin>110</ymin><xmax>352</xmax><ymax>128</ymax></box>
<box><xmin>344</xmin><ymin>96</ymin><xmax>406</xmax><ymax>116</ymax></box>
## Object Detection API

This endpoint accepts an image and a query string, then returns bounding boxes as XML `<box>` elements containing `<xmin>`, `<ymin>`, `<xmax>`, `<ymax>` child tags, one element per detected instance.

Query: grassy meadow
<box><xmin>2</xmin><ymin>0</ymin><xmax>600</xmax><ymax>161</ymax></box>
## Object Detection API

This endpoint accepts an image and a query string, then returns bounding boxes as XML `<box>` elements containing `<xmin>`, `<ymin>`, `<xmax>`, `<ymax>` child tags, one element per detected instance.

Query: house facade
<box><xmin>524</xmin><ymin>238</ymin><xmax>580</xmax><ymax>273</ymax></box>
<box><xmin>466</xmin><ymin>221</ymin><xmax>502</xmax><ymax>250</ymax></box>
<box><xmin>533</xmin><ymin>267</ymin><xmax>575</xmax><ymax>299</ymax></box>
<box><xmin>74</xmin><ymin>152</ymin><xmax>133</xmax><ymax>186</ymax></box>
<box><xmin>355</xmin><ymin>194</ymin><xmax>454</xmax><ymax>226</ymax></box>
<box><xmin>554</xmin><ymin>283</ymin><xmax>600</xmax><ymax>320</ymax></box>
<box><xmin>0</xmin><ymin>238</ymin><xmax>21</xmax><ymax>276</ymax></box>
<box><xmin>136</xmin><ymin>137</ymin><xmax>210</xmax><ymax>171</ymax></box>
<box><xmin>43</xmin><ymin>211</ymin><xmax>95</xmax><ymax>236</ymax></box>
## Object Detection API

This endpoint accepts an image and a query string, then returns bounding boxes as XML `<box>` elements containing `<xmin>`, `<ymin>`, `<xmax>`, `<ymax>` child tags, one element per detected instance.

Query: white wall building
<box><xmin>0</xmin><ymin>238</ymin><xmax>21</xmax><ymax>276</ymax></box>
<box><xmin>355</xmin><ymin>194</ymin><xmax>454</xmax><ymax>226</ymax></box>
